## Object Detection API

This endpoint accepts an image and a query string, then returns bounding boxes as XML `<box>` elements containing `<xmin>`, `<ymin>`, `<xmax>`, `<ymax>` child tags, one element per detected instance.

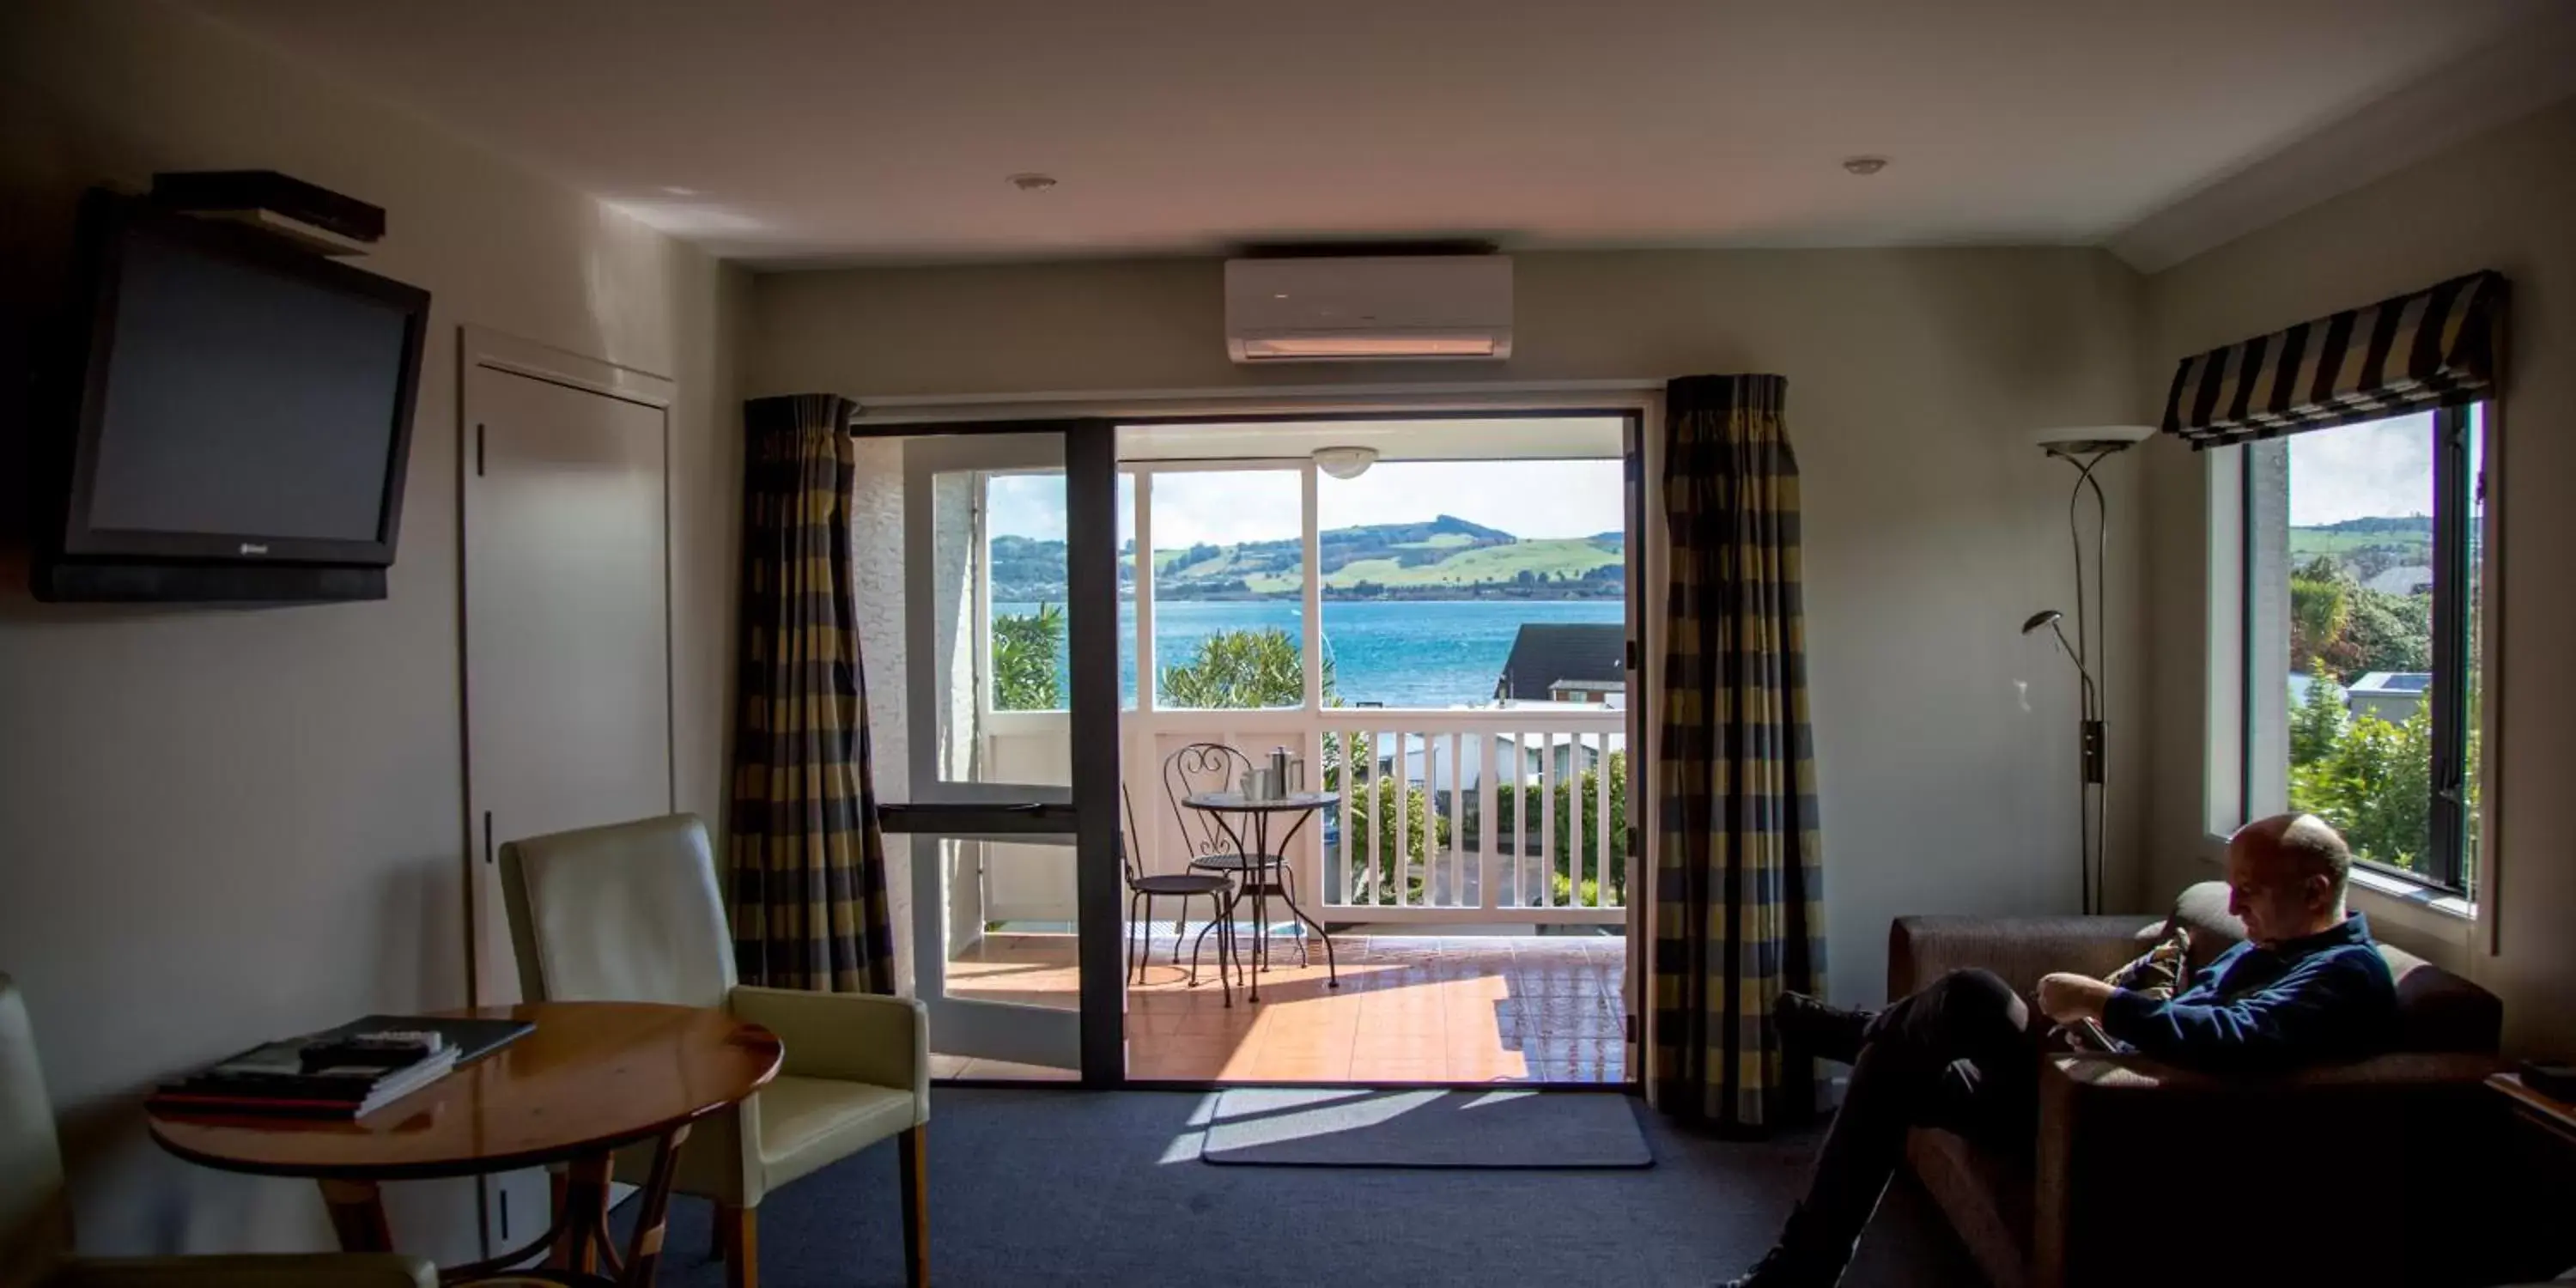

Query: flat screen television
<box><xmin>37</xmin><ymin>191</ymin><xmax>428</xmax><ymax>595</ymax></box>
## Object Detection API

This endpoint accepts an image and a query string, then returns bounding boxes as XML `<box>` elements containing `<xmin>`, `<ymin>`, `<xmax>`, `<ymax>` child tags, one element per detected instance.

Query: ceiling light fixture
<box><xmin>1842</xmin><ymin>156</ymin><xmax>1889</xmax><ymax>176</ymax></box>
<box><xmin>1312</xmin><ymin>446</ymin><xmax>1379</xmax><ymax>480</ymax></box>
<box><xmin>1008</xmin><ymin>173</ymin><xmax>1059</xmax><ymax>192</ymax></box>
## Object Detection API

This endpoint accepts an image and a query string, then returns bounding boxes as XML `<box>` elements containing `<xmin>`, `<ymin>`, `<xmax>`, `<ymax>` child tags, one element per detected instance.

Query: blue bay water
<box><xmin>994</xmin><ymin>598</ymin><xmax>1625</xmax><ymax>708</ymax></box>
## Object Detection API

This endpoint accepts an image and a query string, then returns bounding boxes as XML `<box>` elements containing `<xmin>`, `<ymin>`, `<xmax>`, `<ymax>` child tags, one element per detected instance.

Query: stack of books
<box><xmin>151</xmin><ymin>1015</ymin><xmax>532</xmax><ymax>1119</ymax></box>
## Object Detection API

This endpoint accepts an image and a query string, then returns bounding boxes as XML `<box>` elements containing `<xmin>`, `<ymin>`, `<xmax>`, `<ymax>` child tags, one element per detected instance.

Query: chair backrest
<box><xmin>1163</xmin><ymin>742</ymin><xmax>1252</xmax><ymax>861</ymax></box>
<box><xmin>499</xmin><ymin>814</ymin><xmax>738</xmax><ymax>1010</ymax></box>
<box><xmin>2162</xmin><ymin>879</ymin><xmax>2502</xmax><ymax>1054</ymax></box>
<box><xmin>0</xmin><ymin>975</ymin><xmax>70</xmax><ymax>1287</ymax></box>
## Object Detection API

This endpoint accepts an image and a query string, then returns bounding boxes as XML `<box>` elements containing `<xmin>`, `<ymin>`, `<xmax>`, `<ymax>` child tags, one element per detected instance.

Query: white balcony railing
<box><xmin>1121</xmin><ymin>708</ymin><xmax>1629</xmax><ymax>927</ymax></box>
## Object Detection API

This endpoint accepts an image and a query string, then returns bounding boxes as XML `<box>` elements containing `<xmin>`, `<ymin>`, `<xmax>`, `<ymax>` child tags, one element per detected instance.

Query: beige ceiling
<box><xmin>183</xmin><ymin>0</ymin><xmax>2576</xmax><ymax>269</ymax></box>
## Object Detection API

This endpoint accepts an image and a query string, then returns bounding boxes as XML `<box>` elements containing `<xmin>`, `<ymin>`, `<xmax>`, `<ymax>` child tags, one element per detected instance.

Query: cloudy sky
<box><xmin>2287</xmin><ymin>410</ymin><xmax>2436</xmax><ymax>527</ymax></box>
<box><xmin>988</xmin><ymin>458</ymin><xmax>1624</xmax><ymax>546</ymax></box>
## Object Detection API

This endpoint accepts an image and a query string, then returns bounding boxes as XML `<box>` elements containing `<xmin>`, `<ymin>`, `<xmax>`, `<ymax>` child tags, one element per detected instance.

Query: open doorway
<box><xmin>924</xmin><ymin>411</ymin><xmax>1641</xmax><ymax>1086</ymax></box>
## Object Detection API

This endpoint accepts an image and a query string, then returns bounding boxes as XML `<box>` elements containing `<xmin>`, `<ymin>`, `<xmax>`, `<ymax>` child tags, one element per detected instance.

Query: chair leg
<box><xmin>898</xmin><ymin>1124</ymin><xmax>930</xmax><ymax>1288</ymax></box>
<box><xmin>1127</xmin><ymin>891</ymin><xmax>1142</xmax><ymax>984</ymax></box>
<box><xmin>716</xmin><ymin>1203</ymin><xmax>757</xmax><ymax>1288</ymax></box>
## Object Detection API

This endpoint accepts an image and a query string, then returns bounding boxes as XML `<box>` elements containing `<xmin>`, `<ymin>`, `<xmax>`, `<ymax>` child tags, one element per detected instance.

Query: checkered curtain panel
<box><xmin>1650</xmin><ymin>374</ymin><xmax>1826</xmax><ymax>1133</ymax></box>
<box><xmin>2162</xmin><ymin>270</ymin><xmax>2506</xmax><ymax>450</ymax></box>
<box><xmin>727</xmin><ymin>393</ymin><xmax>896</xmax><ymax>994</ymax></box>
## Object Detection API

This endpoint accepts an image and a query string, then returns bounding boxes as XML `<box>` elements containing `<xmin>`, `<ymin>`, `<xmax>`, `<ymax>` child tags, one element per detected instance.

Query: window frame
<box><xmin>2230</xmin><ymin>403</ymin><xmax>2485</xmax><ymax>895</ymax></box>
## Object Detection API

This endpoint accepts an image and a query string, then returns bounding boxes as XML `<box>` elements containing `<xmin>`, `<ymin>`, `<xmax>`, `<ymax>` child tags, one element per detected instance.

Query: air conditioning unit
<box><xmin>1224</xmin><ymin>255</ymin><xmax>1512</xmax><ymax>362</ymax></box>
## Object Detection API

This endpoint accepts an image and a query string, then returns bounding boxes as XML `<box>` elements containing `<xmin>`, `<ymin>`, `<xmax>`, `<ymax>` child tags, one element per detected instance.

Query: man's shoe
<box><xmin>1715</xmin><ymin>1242</ymin><xmax>1841</xmax><ymax>1288</ymax></box>
<box><xmin>1774</xmin><ymin>992</ymin><xmax>1871</xmax><ymax>1065</ymax></box>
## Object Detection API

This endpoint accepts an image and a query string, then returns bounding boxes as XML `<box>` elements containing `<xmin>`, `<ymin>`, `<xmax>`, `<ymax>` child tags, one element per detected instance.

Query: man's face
<box><xmin>2224</xmin><ymin>841</ymin><xmax>2321</xmax><ymax>947</ymax></box>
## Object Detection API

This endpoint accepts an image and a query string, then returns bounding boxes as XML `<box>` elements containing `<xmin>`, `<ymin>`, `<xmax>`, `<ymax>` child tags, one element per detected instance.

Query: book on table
<box><xmin>150</xmin><ymin>1015</ymin><xmax>534</xmax><ymax>1119</ymax></box>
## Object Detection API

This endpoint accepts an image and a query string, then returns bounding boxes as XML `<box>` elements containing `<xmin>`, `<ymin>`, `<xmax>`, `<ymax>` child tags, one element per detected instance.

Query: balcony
<box><xmin>1124</xmin><ymin>708</ymin><xmax>1628</xmax><ymax>927</ymax></box>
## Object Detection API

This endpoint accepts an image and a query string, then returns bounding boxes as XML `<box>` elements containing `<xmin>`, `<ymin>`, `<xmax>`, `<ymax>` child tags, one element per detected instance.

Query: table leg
<box><xmin>553</xmin><ymin>1151</ymin><xmax>613</xmax><ymax>1273</ymax></box>
<box><xmin>1249</xmin><ymin>813</ymin><xmax>1269</xmax><ymax>1003</ymax></box>
<box><xmin>1269</xmin><ymin>809</ymin><xmax>1338</xmax><ymax>988</ymax></box>
<box><xmin>617</xmin><ymin>1124</ymin><xmax>688</xmax><ymax>1288</ymax></box>
<box><xmin>317</xmin><ymin>1177</ymin><xmax>392</xmax><ymax>1253</ymax></box>
<box><xmin>1272</xmin><ymin>871</ymin><xmax>1340</xmax><ymax>988</ymax></box>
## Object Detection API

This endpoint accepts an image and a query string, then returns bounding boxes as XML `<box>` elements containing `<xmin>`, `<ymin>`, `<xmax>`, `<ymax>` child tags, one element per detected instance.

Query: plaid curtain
<box><xmin>728</xmin><ymin>393</ymin><xmax>895</xmax><ymax>994</ymax></box>
<box><xmin>1650</xmin><ymin>374</ymin><xmax>1826</xmax><ymax>1133</ymax></box>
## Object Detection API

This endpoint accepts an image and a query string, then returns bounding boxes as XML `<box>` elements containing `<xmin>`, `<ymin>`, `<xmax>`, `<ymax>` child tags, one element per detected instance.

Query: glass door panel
<box><xmin>861</xmin><ymin>425</ymin><xmax>1119</xmax><ymax>1081</ymax></box>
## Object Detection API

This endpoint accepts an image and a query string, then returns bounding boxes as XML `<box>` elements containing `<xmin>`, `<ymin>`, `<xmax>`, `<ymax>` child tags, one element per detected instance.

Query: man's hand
<box><xmin>2037</xmin><ymin>972</ymin><xmax>2117</xmax><ymax>1025</ymax></box>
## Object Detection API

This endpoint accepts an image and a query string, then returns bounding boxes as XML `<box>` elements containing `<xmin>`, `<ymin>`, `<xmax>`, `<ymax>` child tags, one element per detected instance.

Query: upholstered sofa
<box><xmin>1887</xmin><ymin>882</ymin><xmax>2504</xmax><ymax>1288</ymax></box>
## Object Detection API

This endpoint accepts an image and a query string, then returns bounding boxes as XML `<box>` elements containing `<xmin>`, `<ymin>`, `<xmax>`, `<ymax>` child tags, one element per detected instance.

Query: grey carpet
<box><xmin>1201</xmin><ymin>1087</ymin><xmax>1653</xmax><ymax>1168</ymax></box>
<box><xmin>634</xmin><ymin>1087</ymin><xmax>1983</xmax><ymax>1287</ymax></box>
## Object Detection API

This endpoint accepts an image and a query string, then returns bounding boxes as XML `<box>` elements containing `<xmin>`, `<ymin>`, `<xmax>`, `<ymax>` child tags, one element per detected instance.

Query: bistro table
<box><xmin>1181</xmin><ymin>789</ymin><xmax>1340</xmax><ymax>1004</ymax></box>
<box><xmin>148</xmin><ymin>1001</ymin><xmax>781</xmax><ymax>1286</ymax></box>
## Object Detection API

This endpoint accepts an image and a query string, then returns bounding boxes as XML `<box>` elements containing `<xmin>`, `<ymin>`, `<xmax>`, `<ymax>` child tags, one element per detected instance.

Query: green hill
<box><xmin>2289</xmin><ymin>514</ymin><xmax>2430</xmax><ymax>560</ymax></box>
<box><xmin>990</xmin><ymin>516</ymin><xmax>1623</xmax><ymax>602</ymax></box>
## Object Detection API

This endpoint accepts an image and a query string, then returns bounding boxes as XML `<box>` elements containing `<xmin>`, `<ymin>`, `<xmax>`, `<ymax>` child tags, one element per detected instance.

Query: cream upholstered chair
<box><xmin>498</xmin><ymin>814</ymin><xmax>928</xmax><ymax>1288</ymax></box>
<box><xmin>0</xmin><ymin>975</ymin><xmax>434</xmax><ymax>1288</ymax></box>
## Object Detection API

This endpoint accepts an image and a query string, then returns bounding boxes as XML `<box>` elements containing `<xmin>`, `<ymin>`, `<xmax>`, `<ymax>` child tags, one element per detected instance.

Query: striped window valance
<box><xmin>2161</xmin><ymin>270</ymin><xmax>2506</xmax><ymax>450</ymax></box>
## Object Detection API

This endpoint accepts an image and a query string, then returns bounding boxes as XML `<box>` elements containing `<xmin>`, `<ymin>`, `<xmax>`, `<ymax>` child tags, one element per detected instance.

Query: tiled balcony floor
<box><xmin>929</xmin><ymin>932</ymin><xmax>1628</xmax><ymax>1084</ymax></box>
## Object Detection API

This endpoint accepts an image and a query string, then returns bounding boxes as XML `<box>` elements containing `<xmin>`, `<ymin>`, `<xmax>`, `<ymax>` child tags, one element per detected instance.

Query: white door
<box><xmin>463</xmin><ymin>363</ymin><xmax>671</xmax><ymax>1000</ymax></box>
<box><xmin>460</xmin><ymin>353</ymin><xmax>671</xmax><ymax>1253</ymax></box>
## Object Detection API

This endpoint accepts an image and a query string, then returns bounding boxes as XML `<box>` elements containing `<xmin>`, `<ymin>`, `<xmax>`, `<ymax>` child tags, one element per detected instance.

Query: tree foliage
<box><xmin>2292</xmin><ymin>556</ymin><xmax>2433</xmax><ymax>683</ymax></box>
<box><xmin>2291</xmin><ymin>702</ymin><xmax>2433</xmax><ymax>873</ymax></box>
<box><xmin>1158</xmin><ymin>626</ymin><xmax>1316</xmax><ymax>708</ymax></box>
<box><xmin>1493</xmin><ymin>751</ymin><xmax>1630</xmax><ymax>906</ymax></box>
<box><xmin>2344</xmin><ymin>588</ymin><xmax>2432</xmax><ymax>675</ymax></box>
<box><xmin>2289</xmin><ymin>556</ymin><xmax>2355</xmax><ymax>679</ymax></box>
<box><xmin>2288</xmin><ymin>662</ymin><xmax>2346</xmax><ymax>768</ymax></box>
<box><xmin>1330</xmin><ymin>758</ymin><xmax>1445</xmax><ymax>904</ymax></box>
<box><xmin>991</xmin><ymin>603</ymin><xmax>1064</xmax><ymax>710</ymax></box>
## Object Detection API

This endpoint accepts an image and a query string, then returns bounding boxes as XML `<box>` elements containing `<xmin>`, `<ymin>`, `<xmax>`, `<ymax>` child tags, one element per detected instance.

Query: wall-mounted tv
<box><xmin>34</xmin><ymin>191</ymin><xmax>429</xmax><ymax>601</ymax></box>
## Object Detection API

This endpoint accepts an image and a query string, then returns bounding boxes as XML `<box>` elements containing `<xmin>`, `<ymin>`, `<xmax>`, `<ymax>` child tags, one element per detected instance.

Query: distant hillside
<box><xmin>2289</xmin><ymin>514</ymin><xmax>2434</xmax><ymax>585</ymax></box>
<box><xmin>990</xmin><ymin>515</ymin><xmax>1623</xmax><ymax>602</ymax></box>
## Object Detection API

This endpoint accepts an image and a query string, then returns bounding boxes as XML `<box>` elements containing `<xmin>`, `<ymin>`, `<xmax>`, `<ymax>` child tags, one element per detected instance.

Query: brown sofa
<box><xmin>1886</xmin><ymin>882</ymin><xmax>2503</xmax><ymax>1288</ymax></box>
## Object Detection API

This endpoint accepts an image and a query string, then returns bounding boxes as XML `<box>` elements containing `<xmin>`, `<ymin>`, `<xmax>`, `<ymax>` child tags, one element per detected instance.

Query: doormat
<box><xmin>1200</xmin><ymin>1087</ymin><xmax>1652</xmax><ymax>1169</ymax></box>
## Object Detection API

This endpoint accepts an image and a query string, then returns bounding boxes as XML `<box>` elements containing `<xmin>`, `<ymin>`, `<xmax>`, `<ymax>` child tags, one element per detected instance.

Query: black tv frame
<box><xmin>45</xmin><ymin>189</ymin><xmax>429</xmax><ymax>571</ymax></box>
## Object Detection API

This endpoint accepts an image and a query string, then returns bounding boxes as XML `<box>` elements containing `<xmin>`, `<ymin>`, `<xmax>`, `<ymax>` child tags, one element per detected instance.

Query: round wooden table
<box><xmin>148</xmin><ymin>1001</ymin><xmax>781</xmax><ymax>1286</ymax></box>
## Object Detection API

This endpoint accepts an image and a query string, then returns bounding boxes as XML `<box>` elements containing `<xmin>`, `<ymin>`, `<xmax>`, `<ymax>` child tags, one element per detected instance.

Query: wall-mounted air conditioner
<box><xmin>1224</xmin><ymin>255</ymin><xmax>1512</xmax><ymax>362</ymax></box>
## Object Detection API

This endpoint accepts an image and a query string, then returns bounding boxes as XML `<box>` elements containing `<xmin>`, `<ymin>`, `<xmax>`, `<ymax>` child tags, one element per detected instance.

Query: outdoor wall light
<box><xmin>1312</xmin><ymin>446</ymin><xmax>1379</xmax><ymax>479</ymax></box>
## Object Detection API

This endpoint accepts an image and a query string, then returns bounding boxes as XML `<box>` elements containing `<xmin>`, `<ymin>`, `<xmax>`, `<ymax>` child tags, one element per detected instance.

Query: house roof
<box><xmin>2363</xmin><ymin>565</ymin><xmax>2434</xmax><ymax>595</ymax></box>
<box><xmin>1493</xmin><ymin>623</ymin><xmax>1625</xmax><ymax>702</ymax></box>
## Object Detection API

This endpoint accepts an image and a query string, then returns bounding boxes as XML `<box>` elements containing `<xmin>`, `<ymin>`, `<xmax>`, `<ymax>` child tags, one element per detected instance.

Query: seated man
<box><xmin>1719</xmin><ymin>813</ymin><xmax>2398</xmax><ymax>1288</ymax></box>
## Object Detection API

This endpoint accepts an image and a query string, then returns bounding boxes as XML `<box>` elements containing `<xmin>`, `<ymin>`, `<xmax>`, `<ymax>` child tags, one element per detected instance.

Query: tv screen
<box><xmin>54</xmin><ymin>193</ymin><xmax>429</xmax><ymax>567</ymax></box>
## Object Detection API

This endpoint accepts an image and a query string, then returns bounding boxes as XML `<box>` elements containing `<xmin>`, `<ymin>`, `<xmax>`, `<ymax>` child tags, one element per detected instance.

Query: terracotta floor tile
<box><xmin>1167</xmin><ymin>1009</ymin><xmax>1261</xmax><ymax>1038</ymax></box>
<box><xmin>938</xmin><ymin>932</ymin><xmax>1629</xmax><ymax>1085</ymax></box>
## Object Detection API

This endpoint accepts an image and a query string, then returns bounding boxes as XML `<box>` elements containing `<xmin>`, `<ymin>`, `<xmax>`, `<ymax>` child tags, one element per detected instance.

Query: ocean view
<box><xmin>994</xmin><ymin>598</ymin><xmax>1626</xmax><ymax>709</ymax></box>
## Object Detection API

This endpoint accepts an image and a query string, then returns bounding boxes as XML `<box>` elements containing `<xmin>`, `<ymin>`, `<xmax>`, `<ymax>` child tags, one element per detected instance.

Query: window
<box><xmin>2240</xmin><ymin>405</ymin><xmax>2486</xmax><ymax>892</ymax></box>
<box><xmin>982</xmin><ymin>468</ymin><xmax>1137</xmax><ymax>713</ymax></box>
<box><xmin>1148</xmin><ymin>468</ymin><xmax>1306</xmax><ymax>710</ymax></box>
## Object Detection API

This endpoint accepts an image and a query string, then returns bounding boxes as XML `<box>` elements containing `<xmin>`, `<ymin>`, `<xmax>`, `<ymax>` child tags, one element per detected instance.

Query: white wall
<box><xmin>2139</xmin><ymin>96</ymin><xmax>2576</xmax><ymax>1055</ymax></box>
<box><xmin>753</xmin><ymin>246</ymin><xmax>2149</xmax><ymax>1007</ymax></box>
<box><xmin>0</xmin><ymin>0</ymin><xmax>744</xmax><ymax>1255</ymax></box>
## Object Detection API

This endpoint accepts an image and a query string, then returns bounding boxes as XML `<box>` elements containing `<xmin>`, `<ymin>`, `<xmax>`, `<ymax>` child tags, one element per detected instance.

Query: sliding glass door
<box><xmin>861</xmin><ymin>420</ymin><xmax>1123</xmax><ymax>1083</ymax></box>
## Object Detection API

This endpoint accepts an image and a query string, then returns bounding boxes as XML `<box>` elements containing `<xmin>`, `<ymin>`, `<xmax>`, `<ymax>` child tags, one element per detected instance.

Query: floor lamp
<box><xmin>2022</xmin><ymin>425</ymin><xmax>2149</xmax><ymax>915</ymax></box>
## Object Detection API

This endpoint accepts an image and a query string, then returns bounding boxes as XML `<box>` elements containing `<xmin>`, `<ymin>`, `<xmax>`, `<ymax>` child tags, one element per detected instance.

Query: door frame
<box><xmin>861</xmin><ymin>389</ymin><xmax>1658</xmax><ymax>1090</ymax></box>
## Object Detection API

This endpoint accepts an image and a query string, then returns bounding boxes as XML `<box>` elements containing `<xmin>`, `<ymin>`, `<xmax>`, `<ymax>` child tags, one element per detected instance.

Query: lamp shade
<box><xmin>2034</xmin><ymin>425</ymin><xmax>2152</xmax><ymax>455</ymax></box>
